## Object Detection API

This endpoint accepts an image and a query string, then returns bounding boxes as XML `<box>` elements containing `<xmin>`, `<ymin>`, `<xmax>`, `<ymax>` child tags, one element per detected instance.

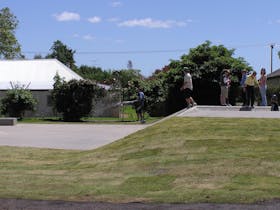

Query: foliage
<box><xmin>127</xmin><ymin>60</ymin><xmax>133</xmax><ymax>69</ymax></box>
<box><xmin>111</xmin><ymin>69</ymin><xmax>143</xmax><ymax>88</ymax></box>
<box><xmin>0</xmin><ymin>7</ymin><xmax>22</xmax><ymax>59</ymax></box>
<box><xmin>33</xmin><ymin>54</ymin><xmax>43</xmax><ymax>59</ymax></box>
<box><xmin>146</xmin><ymin>41</ymin><xmax>252</xmax><ymax>115</ymax></box>
<box><xmin>75</xmin><ymin>65</ymin><xmax>112</xmax><ymax>83</ymax></box>
<box><xmin>52</xmin><ymin>76</ymin><xmax>106</xmax><ymax>121</ymax></box>
<box><xmin>0</xmin><ymin>85</ymin><xmax>37</xmax><ymax>118</ymax></box>
<box><xmin>46</xmin><ymin>40</ymin><xmax>76</xmax><ymax>69</ymax></box>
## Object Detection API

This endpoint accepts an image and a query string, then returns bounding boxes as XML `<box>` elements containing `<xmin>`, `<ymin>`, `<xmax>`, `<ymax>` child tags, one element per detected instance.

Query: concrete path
<box><xmin>177</xmin><ymin>105</ymin><xmax>280</xmax><ymax>118</ymax></box>
<box><xmin>1</xmin><ymin>105</ymin><xmax>279</xmax><ymax>151</ymax></box>
<box><xmin>0</xmin><ymin>123</ymin><xmax>147</xmax><ymax>150</ymax></box>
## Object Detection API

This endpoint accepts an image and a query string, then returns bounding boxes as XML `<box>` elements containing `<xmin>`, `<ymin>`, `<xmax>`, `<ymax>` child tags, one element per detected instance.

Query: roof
<box><xmin>267</xmin><ymin>68</ymin><xmax>280</xmax><ymax>79</ymax></box>
<box><xmin>0</xmin><ymin>59</ymin><xmax>83</xmax><ymax>90</ymax></box>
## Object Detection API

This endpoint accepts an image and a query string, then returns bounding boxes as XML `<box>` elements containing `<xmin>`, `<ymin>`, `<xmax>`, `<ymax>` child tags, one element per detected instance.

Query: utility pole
<box><xmin>270</xmin><ymin>44</ymin><xmax>275</xmax><ymax>73</ymax></box>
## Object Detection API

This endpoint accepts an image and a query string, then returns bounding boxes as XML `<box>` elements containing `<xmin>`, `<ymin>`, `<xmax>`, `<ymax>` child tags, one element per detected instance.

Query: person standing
<box><xmin>259</xmin><ymin>68</ymin><xmax>267</xmax><ymax>106</ymax></box>
<box><xmin>245</xmin><ymin>71</ymin><xmax>258</xmax><ymax>108</ymax></box>
<box><xmin>240</xmin><ymin>69</ymin><xmax>247</xmax><ymax>106</ymax></box>
<box><xmin>135</xmin><ymin>88</ymin><xmax>145</xmax><ymax>123</ymax></box>
<box><xmin>220</xmin><ymin>69</ymin><xmax>231</xmax><ymax>106</ymax></box>
<box><xmin>180</xmin><ymin>67</ymin><xmax>196</xmax><ymax>108</ymax></box>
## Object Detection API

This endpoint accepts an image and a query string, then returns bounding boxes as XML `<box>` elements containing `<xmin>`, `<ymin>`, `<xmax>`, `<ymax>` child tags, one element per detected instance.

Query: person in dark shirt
<box><xmin>135</xmin><ymin>88</ymin><xmax>145</xmax><ymax>123</ymax></box>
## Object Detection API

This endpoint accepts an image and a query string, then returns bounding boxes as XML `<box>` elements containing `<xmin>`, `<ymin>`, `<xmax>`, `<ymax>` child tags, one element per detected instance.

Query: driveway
<box><xmin>0</xmin><ymin>123</ymin><xmax>147</xmax><ymax>150</ymax></box>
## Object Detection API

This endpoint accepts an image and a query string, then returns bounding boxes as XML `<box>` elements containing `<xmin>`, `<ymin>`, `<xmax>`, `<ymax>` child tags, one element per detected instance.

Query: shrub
<box><xmin>52</xmin><ymin>78</ymin><xmax>106</xmax><ymax>121</ymax></box>
<box><xmin>0</xmin><ymin>87</ymin><xmax>37</xmax><ymax>119</ymax></box>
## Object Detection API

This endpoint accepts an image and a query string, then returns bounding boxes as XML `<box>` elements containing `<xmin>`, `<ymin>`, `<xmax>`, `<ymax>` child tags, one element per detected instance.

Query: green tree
<box><xmin>52</xmin><ymin>77</ymin><xmax>106</xmax><ymax>121</ymax></box>
<box><xmin>0</xmin><ymin>85</ymin><xmax>37</xmax><ymax>119</ymax></box>
<box><xmin>46</xmin><ymin>40</ymin><xmax>76</xmax><ymax>69</ymax></box>
<box><xmin>75</xmin><ymin>65</ymin><xmax>112</xmax><ymax>83</ymax></box>
<box><xmin>145</xmin><ymin>41</ymin><xmax>252</xmax><ymax>116</ymax></box>
<box><xmin>33</xmin><ymin>54</ymin><xmax>43</xmax><ymax>59</ymax></box>
<box><xmin>179</xmin><ymin>41</ymin><xmax>251</xmax><ymax>106</ymax></box>
<box><xmin>127</xmin><ymin>60</ymin><xmax>133</xmax><ymax>69</ymax></box>
<box><xmin>111</xmin><ymin>69</ymin><xmax>144</xmax><ymax>101</ymax></box>
<box><xmin>0</xmin><ymin>7</ymin><xmax>22</xmax><ymax>59</ymax></box>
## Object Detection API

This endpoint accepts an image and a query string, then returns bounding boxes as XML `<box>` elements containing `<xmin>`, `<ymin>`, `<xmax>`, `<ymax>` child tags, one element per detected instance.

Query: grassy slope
<box><xmin>1</xmin><ymin>117</ymin><xmax>280</xmax><ymax>203</ymax></box>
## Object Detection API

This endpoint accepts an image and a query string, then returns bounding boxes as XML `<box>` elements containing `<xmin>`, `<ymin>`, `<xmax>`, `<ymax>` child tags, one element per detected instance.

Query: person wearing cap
<box><xmin>240</xmin><ymin>69</ymin><xmax>247</xmax><ymax>106</ymax></box>
<box><xmin>180</xmin><ymin>67</ymin><xmax>196</xmax><ymax>108</ymax></box>
<box><xmin>245</xmin><ymin>71</ymin><xmax>258</xmax><ymax>108</ymax></box>
<box><xmin>220</xmin><ymin>69</ymin><xmax>231</xmax><ymax>106</ymax></box>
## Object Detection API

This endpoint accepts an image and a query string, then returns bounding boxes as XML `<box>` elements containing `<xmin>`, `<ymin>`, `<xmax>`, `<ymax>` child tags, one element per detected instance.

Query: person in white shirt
<box><xmin>220</xmin><ymin>69</ymin><xmax>231</xmax><ymax>106</ymax></box>
<box><xmin>180</xmin><ymin>67</ymin><xmax>197</xmax><ymax>108</ymax></box>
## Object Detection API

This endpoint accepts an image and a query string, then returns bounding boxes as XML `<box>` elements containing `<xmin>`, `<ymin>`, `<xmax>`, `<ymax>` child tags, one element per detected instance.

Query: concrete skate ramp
<box><xmin>177</xmin><ymin>106</ymin><xmax>280</xmax><ymax>118</ymax></box>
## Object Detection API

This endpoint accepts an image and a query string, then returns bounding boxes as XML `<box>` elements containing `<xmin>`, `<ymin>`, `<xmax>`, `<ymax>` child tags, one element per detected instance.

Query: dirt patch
<box><xmin>1</xmin><ymin>198</ymin><xmax>280</xmax><ymax>210</ymax></box>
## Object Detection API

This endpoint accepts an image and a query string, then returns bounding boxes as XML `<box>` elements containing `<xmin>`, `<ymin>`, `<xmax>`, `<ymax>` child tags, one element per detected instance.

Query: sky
<box><xmin>1</xmin><ymin>0</ymin><xmax>280</xmax><ymax>77</ymax></box>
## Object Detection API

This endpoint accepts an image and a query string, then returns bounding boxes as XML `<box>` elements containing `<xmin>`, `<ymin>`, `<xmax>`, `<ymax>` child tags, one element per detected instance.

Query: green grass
<box><xmin>1</xmin><ymin>117</ymin><xmax>280</xmax><ymax>203</ymax></box>
<box><xmin>19</xmin><ymin>105</ymin><xmax>157</xmax><ymax>124</ymax></box>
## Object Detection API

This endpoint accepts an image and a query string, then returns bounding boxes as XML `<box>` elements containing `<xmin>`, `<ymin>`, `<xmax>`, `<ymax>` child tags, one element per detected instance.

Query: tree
<box><xmin>127</xmin><ymin>60</ymin><xmax>133</xmax><ymax>69</ymax></box>
<box><xmin>34</xmin><ymin>54</ymin><xmax>43</xmax><ymax>59</ymax></box>
<box><xmin>144</xmin><ymin>41</ymin><xmax>252</xmax><ymax>116</ymax></box>
<box><xmin>75</xmin><ymin>65</ymin><xmax>112</xmax><ymax>83</ymax></box>
<box><xmin>0</xmin><ymin>84</ymin><xmax>37</xmax><ymax>119</ymax></box>
<box><xmin>46</xmin><ymin>40</ymin><xmax>76</xmax><ymax>69</ymax></box>
<box><xmin>0</xmin><ymin>7</ymin><xmax>22</xmax><ymax>59</ymax></box>
<box><xmin>179</xmin><ymin>41</ymin><xmax>252</xmax><ymax>106</ymax></box>
<box><xmin>52</xmin><ymin>76</ymin><xmax>106</xmax><ymax>121</ymax></box>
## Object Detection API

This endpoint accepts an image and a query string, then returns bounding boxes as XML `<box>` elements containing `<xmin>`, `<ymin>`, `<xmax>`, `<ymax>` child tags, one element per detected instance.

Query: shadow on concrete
<box><xmin>239</xmin><ymin>106</ymin><xmax>253</xmax><ymax>111</ymax></box>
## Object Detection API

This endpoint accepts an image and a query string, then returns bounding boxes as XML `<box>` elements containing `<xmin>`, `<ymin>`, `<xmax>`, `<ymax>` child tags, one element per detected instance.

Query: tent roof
<box><xmin>0</xmin><ymin>59</ymin><xmax>83</xmax><ymax>90</ymax></box>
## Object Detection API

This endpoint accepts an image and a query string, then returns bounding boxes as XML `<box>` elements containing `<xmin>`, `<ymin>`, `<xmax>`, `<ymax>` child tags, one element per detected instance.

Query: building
<box><xmin>267</xmin><ymin>68</ymin><xmax>280</xmax><ymax>88</ymax></box>
<box><xmin>0</xmin><ymin>59</ymin><xmax>119</xmax><ymax>117</ymax></box>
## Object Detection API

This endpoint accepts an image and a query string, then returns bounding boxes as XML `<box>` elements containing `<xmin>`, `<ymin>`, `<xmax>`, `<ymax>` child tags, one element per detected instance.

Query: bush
<box><xmin>0</xmin><ymin>88</ymin><xmax>37</xmax><ymax>119</ymax></box>
<box><xmin>52</xmin><ymin>78</ymin><xmax>106</xmax><ymax>121</ymax></box>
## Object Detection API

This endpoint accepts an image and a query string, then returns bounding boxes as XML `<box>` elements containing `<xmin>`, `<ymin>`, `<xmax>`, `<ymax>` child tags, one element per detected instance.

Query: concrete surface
<box><xmin>177</xmin><ymin>105</ymin><xmax>280</xmax><ymax>118</ymax></box>
<box><xmin>1</xmin><ymin>106</ymin><xmax>279</xmax><ymax>151</ymax></box>
<box><xmin>0</xmin><ymin>117</ymin><xmax>17</xmax><ymax>125</ymax></box>
<box><xmin>0</xmin><ymin>123</ymin><xmax>147</xmax><ymax>150</ymax></box>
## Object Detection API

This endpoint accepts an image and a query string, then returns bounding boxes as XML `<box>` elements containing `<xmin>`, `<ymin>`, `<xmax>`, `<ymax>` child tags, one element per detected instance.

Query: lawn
<box><xmin>19</xmin><ymin>105</ymin><xmax>157</xmax><ymax>124</ymax></box>
<box><xmin>1</xmin><ymin>117</ymin><xmax>280</xmax><ymax>203</ymax></box>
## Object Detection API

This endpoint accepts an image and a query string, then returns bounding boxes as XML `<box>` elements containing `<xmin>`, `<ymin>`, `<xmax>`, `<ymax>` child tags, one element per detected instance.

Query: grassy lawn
<box><xmin>19</xmin><ymin>105</ymin><xmax>158</xmax><ymax>124</ymax></box>
<box><xmin>1</xmin><ymin>117</ymin><xmax>280</xmax><ymax>203</ymax></box>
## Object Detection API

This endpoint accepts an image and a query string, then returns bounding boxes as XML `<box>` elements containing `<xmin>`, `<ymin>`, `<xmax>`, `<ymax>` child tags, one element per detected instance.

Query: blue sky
<box><xmin>2</xmin><ymin>0</ymin><xmax>280</xmax><ymax>77</ymax></box>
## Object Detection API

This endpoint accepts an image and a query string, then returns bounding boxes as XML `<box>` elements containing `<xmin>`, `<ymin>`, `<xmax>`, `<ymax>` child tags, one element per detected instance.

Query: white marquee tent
<box><xmin>0</xmin><ymin>59</ymin><xmax>82</xmax><ymax>90</ymax></box>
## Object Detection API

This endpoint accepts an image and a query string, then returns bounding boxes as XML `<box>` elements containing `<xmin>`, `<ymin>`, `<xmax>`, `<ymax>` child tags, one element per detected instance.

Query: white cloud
<box><xmin>73</xmin><ymin>33</ymin><xmax>80</xmax><ymax>38</ymax></box>
<box><xmin>118</xmin><ymin>18</ymin><xmax>187</xmax><ymax>29</ymax></box>
<box><xmin>110</xmin><ymin>1</ymin><xmax>122</xmax><ymax>7</ymax></box>
<box><xmin>53</xmin><ymin>11</ymin><xmax>80</xmax><ymax>21</ymax></box>
<box><xmin>88</xmin><ymin>16</ymin><xmax>102</xmax><ymax>23</ymax></box>
<box><xmin>72</xmin><ymin>34</ymin><xmax>94</xmax><ymax>41</ymax></box>
<box><xmin>107</xmin><ymin>17</ymin><xmax>120</xmax><ymax>22</ymax></box>
<box><xmin>276</xmin><ymin>19</ymin><xmax>280</xmax><ymax>24</ymax></box>
<box><xmin>83</xmin><ymin>34</ymin><xmax>94</xmax><ymax>40</ymax></box>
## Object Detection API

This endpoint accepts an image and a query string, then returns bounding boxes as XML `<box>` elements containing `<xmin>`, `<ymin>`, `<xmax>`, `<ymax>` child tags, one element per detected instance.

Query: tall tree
<box><xmin>46</xmin><ymin>40</ymin><xmax>76</xmax><ymax>69</ymax></box>
<box><xmin>75</xmin><ymin>65</ymin><xmax>112</xmax><ymax>83</ymax></box>
<box><xmin>145</xmin><ymin>41</ymin><xmax>252</xmax><ymax>116</ymax></box>
<box><xmin>0</xmin><ymin>7</ymin><xmax>22</xmax><ymax>59</ymax></box>
<box><xmin>127</xmin><ymin>60</ymin><xmax>133</xmax><ymax>69</ymax></box>
<box><xmin>33</xmin><ymin>54</ymin><xmax>43</xmax><ymax>59</ymax></box>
